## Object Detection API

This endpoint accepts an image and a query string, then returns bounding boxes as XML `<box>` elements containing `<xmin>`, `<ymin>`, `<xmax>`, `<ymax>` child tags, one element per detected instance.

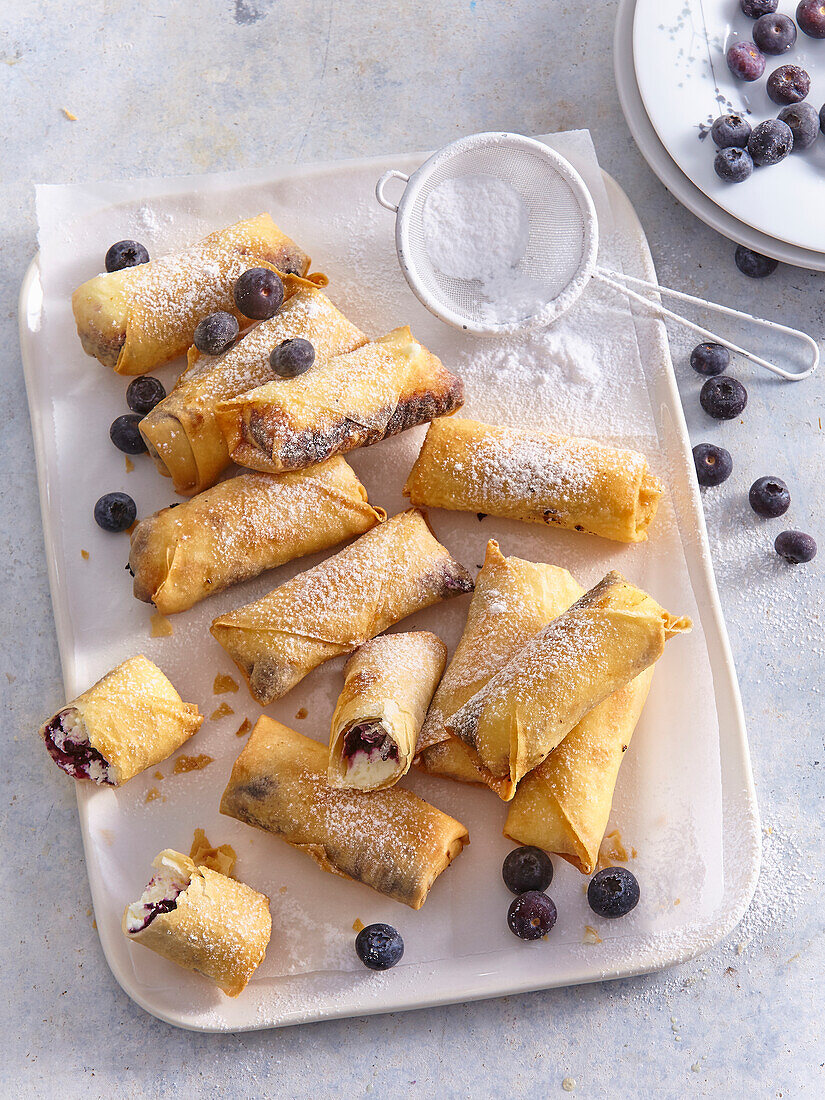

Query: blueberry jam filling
<box><xmin>43</xmin><ymin>710</ymin><xmax>115</xmax><ymax>785</ymax></box>
<box><xmin>126</xmin><ymin>873</ymin><xmax>188</xmax><ymax>933</ymax></box>
<box><xmin>342</xmin><ymin>721</ymin><xmax>399</xmax><ymax>768</ymax></box>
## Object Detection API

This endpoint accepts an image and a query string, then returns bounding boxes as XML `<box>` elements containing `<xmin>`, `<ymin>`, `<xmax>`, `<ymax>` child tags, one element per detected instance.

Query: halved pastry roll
<box><xmin>129</xmin><ymin>459</ymin><xmax>385</xmax><ymax>614</ymax></box>
<box><xmin>329</xmin><ymin>632</ymin><xmax>447</xmax><ymax>791</ymax></box>
<box><xmin>210</xmin><ymin>509</ymin><xmax>473</xmax><ymax>705</ymax></box>
<box><xmin>403</xmin><ymin>417</ymin><xmax>663</xmax><ymax>543</ymax></box>
<box><xmin>122</xmin><ymin>849</ymin><xmax>271</xmax><ymax>997</ymax></box>
<box><xmin>503</xmin><ymin>667</ymin><xmax>654</xmax><ymax>874</ymax></box>
<box><xmin>72</xmin><ymin>214</ymin><xmax>313</xmax><ymax>375</ymax></box>
<box><xmin>140</xmin><ymin>283</ymin><xmax>367</xmax><ymax>495</ymax></box>
<box><xmin>220</xmin><ymin>718</ymin><xmax>468</xmax><ymax>909</ymax></box>
<box><xmin>40</xmin><ymin>656</ymin><xmax>203</xmax><ymax>786</ymax></box>
<box><xmin>215</xmin><ymin>326</ymin><xmax>464</xmax><ymax>474</ymax></box>
<box><xmin>446</xmin><ymin>572</ymin><xmax>691</xmax><ymax>799</ymax></box>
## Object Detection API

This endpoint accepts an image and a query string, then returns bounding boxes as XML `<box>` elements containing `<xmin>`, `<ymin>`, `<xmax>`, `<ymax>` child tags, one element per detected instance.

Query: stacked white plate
<box><xmin>616</xmin><ymin>0</ymin><xmax>825</xmax><ymax>270</ymax></box>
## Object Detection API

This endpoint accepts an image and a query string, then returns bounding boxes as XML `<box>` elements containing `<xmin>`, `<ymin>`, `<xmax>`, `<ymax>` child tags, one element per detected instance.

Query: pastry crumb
<box><xmin>278</xmin><ymin>885</ymin><xmax>288</xmax><ymax>894</ymax></box>
<box><xmin>562</xmin><ymin>1078</ymin><xmax>576</xmax><ymax>1092</ymax></box>
<box><xmin>234</xmin><ymin>717</ymin><xmax>252</xmax><ymax>738</ymax></box>
<box><xmin>144</xmin><ymin>787</ymin><xmax>160</xmax><ymax>803</ymax></box>
<box><xmin>582</xmin><ymin>925</ymin><xmax>602</xmax><ymax>945</ymax></box>
<box><xmin>190</xmin><ymin>827</ymin><xmax>237</xmax><ymax>877</ymax></box>
<box><xmin>597</xmin><ymin>829</ymin><xmax>629</xmax><ymax>868</ymax></box>
<box><xmin>154</xmin><ymin>770</ymin><xmax>163</xmax><ymax>780</ymax></box>
<box><xmin>352</xmin><ymin>918</ymin><xmax>365</xmax><ymax>933</ymax></box>
<box><xmin>92</xmin><ymin>919</ymin><xmax>96</xmax><ymax>929</ymax></box>
<box><xmin>62</xmin><ymin>108</ymin><xmax>78</xmax><ymax>120</ymax></box>
<box><xmin>210</xmin><ymin>701</ymin><xmax>234</xmax><ymax>720</ymax></box>
<box><xmin>80</xmin><ymin>549</ymin><xmax>90</xmax><ymax>560</ymax></box>
<box><xmin>125</xmin><ymin>456</ymin><xmax>135</xmax><ymax>473</ymax></box>
<box><xmin>173</xmin><ymin>753</ymin><xmax>213</xmax><ymax>774</ymax></box>
<box><xmin>295</xmin><ymin>707</ymin><xmax>308</xmax><ymax>720</ymax></box>
<box><xmin>213</xmin><ymin>672</ymin><xmax>239</xmax><ymax>695</ymax></box>
<box><xmin>150</xmin><ymin>611</ymin><xmax>173</xmax><ymax>637</ymax></box>
<box><xmin>674</xmin><ymin>898</ymin><xmax>681</xmax><ymax>906</ymax></box>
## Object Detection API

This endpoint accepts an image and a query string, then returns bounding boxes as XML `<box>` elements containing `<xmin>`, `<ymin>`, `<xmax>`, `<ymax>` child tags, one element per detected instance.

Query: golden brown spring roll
<box><xmin>140</xmin><ymin>283</ymin><xmax>367</xmax><ymax>495</ymax></box>
<box><xmin>210</xmin><ymin>509</ymin><xmax>473</xmax><ymax>705</ymax></box>
<box><xmin>72</xmin><ymin>214</ymin><xmax>312</xmax><ymax>375</ymax></box>
<box><xmin>403</xmin><ymin>417</ymin><xmax>663</xmax><ymax>543</ymax></box>
<box><xmin>329</xmin><ymin>632</ymin><xmax>447</xmax><ymax>791</ymax></box>
<box><xmin>215</xmin><ymin>326</ymin><xmax>464</xmax><ymax>474</ymax></box>
<box><xmin>122</xmin><ymin>849</ymin><xmax>271</xmax><ymax>997</ymax></box>
<box><xmin>446</xmin><ymin>571</ymin><xmax>691</xmax><ymax>799</ymax></box>
<box><xmin>39</xmin><ymin>656</ymin><xmax>203</xmax><ymax>786</ymax></box>
<box><xmin>129</xmin><ymin>459</ymin><xmax>385</xmax><ymax>615</ymax></box>
<box><xmin>503</xmin><ymin>667</ymin><xmax>654</xmax><ymax>874</ymax></box>
<box><xmin>220</xmin><ymin>717</ymin><xmax>468</xmax><ymax>909</ymax></box>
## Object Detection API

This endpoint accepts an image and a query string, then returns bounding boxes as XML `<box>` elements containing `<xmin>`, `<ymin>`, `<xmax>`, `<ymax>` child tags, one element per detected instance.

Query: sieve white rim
<box><xmin>377</xmin><ymin>132</ymin><xmax>600</xmax><ymax>337</ymax></box>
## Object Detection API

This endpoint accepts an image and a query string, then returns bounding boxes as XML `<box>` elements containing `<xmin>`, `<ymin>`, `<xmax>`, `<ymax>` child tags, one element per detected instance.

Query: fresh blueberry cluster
<box><xmin>690</xmin><ymin>341</ymin><xmax>817</xmax><ymax>563</ymax></box>
<box><xmin>711</xmin><ymin>3</ymin><xmax>825</xmax><ymax>183</ymax></box>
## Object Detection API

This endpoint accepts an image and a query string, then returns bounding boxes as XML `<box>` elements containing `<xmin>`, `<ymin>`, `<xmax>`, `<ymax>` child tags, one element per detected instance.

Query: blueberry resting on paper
<box><xmin>766</xmin><ymin>65</ymin><xmax>810</xmax><ymax>106</ymax></box>
<box><xmin>94</xmin><ymin>492</ymin><xmax>136</xmax><ymax>532</ymax></box>
<box><xmin>714</xmin><ymin>147</ymin><xmax>754</xmax><ymax>183</ymax></box>
<box><xmin>269</xmin><ymin>338</ymin><xmax>316</xmax><ymax>378</ymax></box>
<box><xmin>710</xmin><ymin>114</ymin><xmax>752</xmax><ymax>149</ymax></box>
<box><xmin>749</xmin><ymin>475</ymin><xmax>790</xmax><ymax>517</ymax></box>
<box><xmin>110</xmin><ymin>413</ymin><xmax>148</xmax><ymax>454</ymax></box>
<box><xmin>748</xmin><ymin>119</ymin><xmax>794</xmax><ymax>165</ymax></box>
<box><xmin>507</xmin><ymin>891</ymin><xmax>557</xmax><ymax>940</ymax></box>
<box><xmin>126</xmin><ymin>376</ymin><xmax>166</xmax><ymax>415</ymax></box>
<box><xmin>700</xmin><ymin>376</ymin><xmax>748</xmax><ymax>420</ymax></box>
<box><xmin>193</xmin><ymin>311</ymin><xmax>240</xmax><ymax>355</ymax></box>
<box><xmin>740</xmin><ymin>0</ymin><xmax>778</xmax><ymax>17</ymax></box>
<box><xmin>778</xmin><ymin>103</ymin><xmax>820</xmax><ymax>150</ymax></box>
<box><xmin>735</xmin><ymin>245</ymin><xmax>778</xmax><ymax>278</ymax></box>
<box><xmin>690</xmin><ymin>343</ymin><xmax>730</xmax><ymax>376</ymax></box>
<box><xmin>502</xmin><ymin>846</ymin><xmax>554</xmax><ymax>895</ymax></box>
<box><xmin>726</xmin><ymin>41</ymin><xmax>766</xmax><ymax>82</ymax></box>
<box><xmin>233</xmin><ymin>268</ymin><xmax>285</xmax><ymax>321</ymax></box>
<box><xmin>105</xmin><ymin>240</ymin><xmax>149</xmax><ymax>273</ymax></box>
<box><xmin>775</xmin><ymin>530</ymin><xmax>817</xmax><ymax>563</ymax></box>
<box><xmin>355</xmin><ymin>923</ymin><xmax>404</xmax><ymax>970</ymax></box>
<box><xmin>797</xmin><ymin>1</ymin><xmax>825</xmax><ymax>39</ymax></box>
<box><xmin>693</xmin><ymin>444</ymin><xmax>733</xmax><ymax>487</ymax></box>
<box><xmin>753</xmin><ymin>13</ymin><xmax>797</xmax><ymax>54</ymax></box>
<box><xmin>587</xmin><ymin>867</ymin><xmax>640</xmax><ymax>919</ymax></box>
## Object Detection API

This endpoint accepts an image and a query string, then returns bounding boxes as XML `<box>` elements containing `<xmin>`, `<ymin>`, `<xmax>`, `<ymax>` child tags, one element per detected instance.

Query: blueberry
<box><xmin>587</xmin><ymin>867</ymin><xmax>640</xmax><ymax>919</ymax></box>
<box><xmin>502</xmin><ymin>846</ymin><xmax>554</xmax><ymax>895</ymax></box>
<box><xmin>269</xmin><ymin>337</ymin><xmax>316</xmax><ymax>378</ymax></box>
<box><xmin>693</xmin><ymin>444</ymin><xmax>733</xmax><ymax>487</ymax></box>
<box><xmin>749</xmin><ymin>475</ymin><xmax>790</xmax><ymax>517</ymax></box>
<box><xmin>753</xmin><ymin>14</ymin><xmax>797</xmax><ymax>54</ymax></box>
<box><xmin>735</xmin><ymin>245</ymin><xmax>778</xmax><ymax>278</ymax></box>
<box><xmin>507</xmin><ymin>891</ymin><xmax>557</xmax><ymax>941</ymax></box>
<box><xmin>820</xmin><ymin>102</ymin><xmax>825</xmax><ymax>135</ymax></box>
<box><xmin>726</xmin><ymin>41</ymin><xmax>766</xmax><ymax>82</ymax></box>
<box><xmin>767</xmin><ymin>65</ymin><xmax>811</xmax><ymax>106</ymax></box>
<box><xmin>778</xmin><ymin>103</ymin><xmax>820</xmax><ymax>150</ymax></box>
<box><xmin>105</xmin><ymin>240</ymin><xmax>149</xmax><ymax>273</ymax></box>
<box><xmin>355</xmin><ymin>923</ymin><xmax>404</xmax><ymax>970</ymax></box>
<box><xmin>233</xmin><ymin>268</ymin><xmax>284</xmax><ymax>321</ymax></box>
<box><xmin>797</xmin><ymin>0</ymin><xmax>825</xmax><ymax>38</ymax></box>
<box><xmin>126</xmin><ymin>376</ymin><xmax>166</xmax><ymax>415</ymax></box>
<box><xmin>94</xmin><ymin>492</ymin><xmax>136</xmax><ymax>532</ymax></box>
<box><xmin>193</xmin><ymin>311</ymin><xmax>239</xmax><ymax>355</ymax></box>
<box><xmin>714</xmin><ymin>147</ymin><xmax>754</xmax><ymax>183</ymax></box>
<box><xmin>775</xmin><ymin>530</ymin><xmax>817</xmax><ymax>563</ymax></box>
<box><xmin>690</xmin><ymin>342</ymin><xmax>730</xmax><ymax>376</ymax></box>
<box><xmin>110</xmin><ymin>413</ymin><xmax>148</xmax><ymax>454</ymax></box>
<box><xmin>740</xmin><ymin>0</ymin><xmax>778</xmax><ymax>16</ymax></box>
<box><xmin>711</xmin><ymin>113</ymin><xmax>752</xmax><ymax>149</ymax></box>
<box><xmin>748</xmin><ymin>118</ymin><xmax>794</xmax><ymax>164</ymax></box>
<box><xmin>700</xmin><ymin>376</ymin><xmax>748</xmax><ymax>420</ymax></box>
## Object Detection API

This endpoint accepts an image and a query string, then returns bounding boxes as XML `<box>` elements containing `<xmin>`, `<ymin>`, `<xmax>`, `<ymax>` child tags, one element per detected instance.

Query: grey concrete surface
<box><xmin>1</xmin><ymin>1</ymin><xmax>822</xmax><ymax>1096</ymax></box>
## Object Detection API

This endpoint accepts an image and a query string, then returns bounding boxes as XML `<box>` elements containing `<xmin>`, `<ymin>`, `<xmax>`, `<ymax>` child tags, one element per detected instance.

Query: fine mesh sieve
<box><xmin>376</xmin><ymin>132</ymin><xmax>817</xmax><ymax>380</ymax></box>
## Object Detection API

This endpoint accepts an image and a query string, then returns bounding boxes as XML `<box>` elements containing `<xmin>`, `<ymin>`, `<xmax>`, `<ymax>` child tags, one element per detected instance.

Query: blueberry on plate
<box><xmin>507</xmin><ymin>891</ymin><xmax>558</xmax><ymax>941</ymax></box>
<box><xmin>105</xmin><ymin>240</ymin><xmax>149</xmax><ymax>273</ymax></box>
<box><xmin>587</xmin><ymin>867</ymin><xmax>640</xmax><ymax>919</ymax></box>
<box><xmin>775</xmin><ymin>530</ymin><xmax>817</xmax><ymax>563</ymax></box>
<box><xmin>110</xmin><ymin>413</ymin><xmax>148</xmax><ymax>454</ymax></box>
<box><xmin>355</xmin><ymin>923</ymin><xmax>404</xmax><ymax>970</ymax></box>
<box><xmin>748</xmin><ymin>118</ymin><xmax>794</xmax><ymax>165</ymax></box>
<box><xmin>749</xmin><ymin>475</ymin><xmax>790</xmax><ymax>517</ymax></box>
<box><xmin>710</xmin><ymin>113</ymin><xmax>752</xmax><ymax>149</ymax></box>
<box><xmin>797</xmin><ymin>0</ymin><xmax>825</xmax><ymax>39</ymax></box>
<box><xmin>693</xmin><ymin>444</ymin><xmax>733</xmax><ymax>487</ymax></box>
<box><xmin>740</xmin><ymin>0</ymin><xmax>778</xmax><ymax>16</ymax></box>
<box><xmin>726</xmin><ymin>41</ymin><xmax>766</xmax><ymax>82</ymax></box>
<box><xmin>735</xmin><ymin>245</ymin><xmax>778</xmax><ymax>278</ymax></box>
<box><xmin>753</xmin><ymin>13</ymin><xmax>797</xmax><ymax>54</ymax></box>
<box><xmin>269</xmin><ymin>337</ymin><xmax>316</xmax><ymax>378</ymax></box>
<box><xmin>778</xmin><ymin>102</ymin><xmax>820</xmax><ymax>150</ymax></box>
<box><xmin>94</xmin><ymin>492</ymin><xmax>136</xmax><ymax>532</ymax></box>
<box><xmin>714</xmin><ymin>147</ymin><xmax>754</xmax><ymax>183</ymax></box>
<box><xmin>690</xmin><ymin>342</ymin><xmax>730</xmax><ymax>376</ymax></box>
<box><xmin>126</xmin><ymin>376</ymin><xmax>166</xmax><ymax>415</ymax></box>
<box><xmin>766</xmin><ymin>65</ymin><xmax>810</xmax><ymax>107</ymax></box>
<box><xmin>820</xmin><ymin>103</ymin><xmax>825</xmax><ymax>135</ymax></box>
<box><xmin>233</xmin><ymin>268</ymin><xmax>284</xmax><ymax>321</ymax></box>
<box><xmin>700</xmin><ymin>376</ymin><xmax>748</xmax><ymax>420</ymax></box>
<box><xmin>502</xmin><ymin>846</ymin><xmax>554</xmax><ymax>895</ymax></box>
<box><xmin>193</xmin><ymin>311</ymin><xmax>240</xmax><ymax>356</ymax></box>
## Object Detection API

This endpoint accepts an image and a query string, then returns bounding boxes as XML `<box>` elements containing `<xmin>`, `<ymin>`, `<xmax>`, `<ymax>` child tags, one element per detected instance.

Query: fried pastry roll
<box><xmin>122</xmin><ymin>849</ymin><xmax>271</xmax><ymax>997</ymax></box>
<box><xmin>215</xmin><ymin>326</ymin><xmax>464</xmax><ymax>474</ymax></box>
<box><xmin>403</xmin><ymin>417</ymin><xmax>663</xmax><ymax>543</ymax></box>
<box><xmin>129</xmin><ymin>459</ymin><xmax>385</xmax><ymax>614</ymax></box>
<box><xmin>220</xmin><ymin>718</ymin><xmax>468</xmax><ymax>909</ymax></box>
<box><xmin>39</xmin><ymin>656</ymin><xmax>203</xmax><ymax>786</ymax></box>
<box><xmin>328</xmin><ymin>632</ymin><xmax>446</xmax><ymax>791</ymax></box>
<box><xmin>210</xmin><ymin>509</ymin><xmax>473</xmax><ymax>705</ymax></box>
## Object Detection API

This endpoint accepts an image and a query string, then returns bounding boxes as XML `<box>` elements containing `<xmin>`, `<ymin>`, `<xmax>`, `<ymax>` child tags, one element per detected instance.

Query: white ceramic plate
<box><xmin>22</xmin><ymin>138</ymin><xmax>760</xmax><ymax>1031</ymax></box>
<box><xmin>634</xmin><ymin>0</ymin><xmax>825</xmax><ymax>254</ymax></box>
<box><xmin>616</xmin><ymin>0</ymin><xmax>825</xmax><ymax>270</ymax></box>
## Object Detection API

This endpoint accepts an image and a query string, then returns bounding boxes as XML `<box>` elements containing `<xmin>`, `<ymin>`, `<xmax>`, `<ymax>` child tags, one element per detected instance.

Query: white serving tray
<box><xmin>21</xmin><ymin>134</ymin><xmax>760</xmax><ymax>1032</ymax></box>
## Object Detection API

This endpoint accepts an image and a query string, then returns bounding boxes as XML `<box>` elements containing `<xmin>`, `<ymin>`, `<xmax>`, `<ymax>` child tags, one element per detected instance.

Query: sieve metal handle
<box><xmin>375</xmin><ymin>170</ymin><xmax>410</xmax><ymax>213</ymax></box>
<box><xmin>594</xmin><ymin>267</ymin><xmax>818</xmax><ymax>382</ymax></box>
